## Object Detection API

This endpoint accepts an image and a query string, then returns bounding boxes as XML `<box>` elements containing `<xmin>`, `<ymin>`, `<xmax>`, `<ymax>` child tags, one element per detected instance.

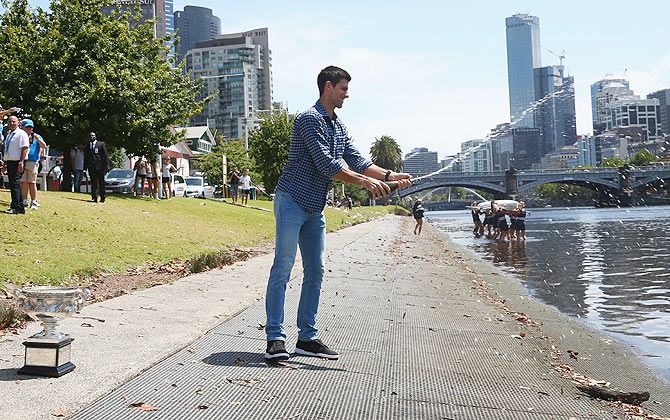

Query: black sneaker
<box><xmin>295</xmin><ymin>339</ymin><xmax>339</xmax><ymax>360</ymax></box>
<box><xmin>264</xmin><ymin>340</ymin><xmax>289</xmax><ymax>361</ymax></box>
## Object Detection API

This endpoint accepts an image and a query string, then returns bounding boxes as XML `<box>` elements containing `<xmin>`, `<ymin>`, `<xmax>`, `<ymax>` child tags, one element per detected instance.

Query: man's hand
<box><xmin>387</xmin><ymin>171</ymin><xmax>412</xmax><ymax>189</ymax></box>
<box><xmin>362</xmin><ymin>177</ymin><xmax>391</xmax><ymax>199</ymax></box>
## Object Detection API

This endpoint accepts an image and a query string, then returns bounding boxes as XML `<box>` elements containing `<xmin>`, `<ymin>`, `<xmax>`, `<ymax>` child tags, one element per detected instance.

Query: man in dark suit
<box><xmin>83</xmin><ymin>132</ymin><xmax>110</xmax><ymax>203</ymax></box>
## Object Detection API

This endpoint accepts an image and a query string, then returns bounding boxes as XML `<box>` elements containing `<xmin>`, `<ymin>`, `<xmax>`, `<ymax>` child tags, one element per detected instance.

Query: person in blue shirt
<box><xmin>19</xmin><ymin>119</ymin><xmax>47</xmax><ymax>209</ymax></box>
<box><xmin>264</xmin><ymin>66</ymin><xmax>412</xmax><ymax>362</ymax></box>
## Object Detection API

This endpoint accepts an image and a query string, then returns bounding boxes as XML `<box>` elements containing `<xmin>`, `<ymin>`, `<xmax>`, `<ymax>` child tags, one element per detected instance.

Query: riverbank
<box><xmin>1</xmin><ymin>216</ymin><xmax>668</xmax><ymax>419</ymax></box>
<box><xmin>429</xmin><ymin>206</ymin><xmax>670</xmax><ymax>383</ymax></box>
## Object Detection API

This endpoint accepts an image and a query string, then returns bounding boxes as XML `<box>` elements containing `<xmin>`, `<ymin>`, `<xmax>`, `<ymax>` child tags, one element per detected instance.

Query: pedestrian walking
<box><xmin>83</xmin><ymin>132</ymin><xmax>110</xmax><ymax>203</ymax></box>
<box><xmin>263</xmin><ymin>65</ymin><xmax>412</xmax><ymax>362</ymax></box>
<box><xmin>19</xmin><ymin>119</ymin><xmax>46</xmax><ymax>209</ymax></box>
<box><xmin>413</xmin><ymin>199</ymin><xmax>425</xmax><ymax>235</ymax></box>
<box><xmin>2</xmin><ymin>116</ymin><xmax>29</xmax><ymax>214</ymax></box>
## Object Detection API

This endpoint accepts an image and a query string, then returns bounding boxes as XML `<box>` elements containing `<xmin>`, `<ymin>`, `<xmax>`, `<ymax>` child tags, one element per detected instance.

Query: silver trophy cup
<box><xmin>15</xmin><ymin>286</ymin><xmax>90</xmax><ymax>377</ymax></box>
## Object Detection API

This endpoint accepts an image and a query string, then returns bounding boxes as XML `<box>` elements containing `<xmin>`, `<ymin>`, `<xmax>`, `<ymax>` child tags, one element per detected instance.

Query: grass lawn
<box><xmin>0</xmin><ymin>190</ymin><xmax>393</xmax><ymax>286</ymax></box>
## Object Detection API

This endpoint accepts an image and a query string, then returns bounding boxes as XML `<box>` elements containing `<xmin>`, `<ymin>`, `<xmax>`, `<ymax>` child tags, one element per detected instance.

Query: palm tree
<box><xmin>370</xmin><ymin>135</ymin><xmax>403</xmax><ymax>172</ymax></box>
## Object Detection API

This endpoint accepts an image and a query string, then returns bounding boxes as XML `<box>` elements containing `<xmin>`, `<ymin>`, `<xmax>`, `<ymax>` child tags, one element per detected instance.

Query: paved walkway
<box><xmin>71</xmin><ymin>217</ymin><xmax>668</xmax><ymax>420</ymax></box>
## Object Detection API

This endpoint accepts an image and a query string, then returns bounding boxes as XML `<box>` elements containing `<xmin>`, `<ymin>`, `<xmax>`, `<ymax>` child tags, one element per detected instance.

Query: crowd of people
<box><xmin>470</xmin><ymin>201</ymin><xmax>527</xmax><ymax>240</ymax></box>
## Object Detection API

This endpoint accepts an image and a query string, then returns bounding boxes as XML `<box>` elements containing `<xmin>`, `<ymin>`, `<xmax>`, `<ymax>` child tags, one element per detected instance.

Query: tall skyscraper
<box><xmin>647</xmin><ymin>88</ymin><xmax>670</xmax><ymax>136</ymax></box>
<box><xmin>505</xmin><ymin>14</ymin><xmax>541</xmax><ymax>128</ymax></box>
<box><xmin>591</xmin><ymin>76</ymin><xmax>630</xmax><ymax>133</ymax></box>
<box><xmin>186</xmin><ymin>28</ymin><xmax>273</xmax><ymax>141</ymax></box>
<box><xmin>592</xmin><ymin>80</ymin><xmax>634</xmax><ymax>135</ymax></box>
<box><xmin>174</xmin><ymin>6</ymin><xmax>221</xmax><ymax>65</ymax></box>
<box><xmin>534</xmin><ymin>65</ymin><xmax>577</xmax><ymax>154</ymax></box>
<box><xmin>102</xmin><ymin>0</ymin><xmax>175</xmax><ymax>59</ymax></box>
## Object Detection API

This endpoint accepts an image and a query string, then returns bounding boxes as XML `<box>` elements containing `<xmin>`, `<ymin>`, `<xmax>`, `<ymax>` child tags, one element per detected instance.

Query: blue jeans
<box><xmin>73</xmin><ymin>170</ymin><xmax>84</xmax><ymax>192</ymax></box>
<box><xmin>266</xmin><ymin>191</ymin><xmax>326</xmax><ymax>342</ymax></box>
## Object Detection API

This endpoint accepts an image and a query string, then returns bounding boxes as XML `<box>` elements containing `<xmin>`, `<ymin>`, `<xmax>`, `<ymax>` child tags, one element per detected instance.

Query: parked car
<box><xmin>171</xmin><ymin>173</ymin><xmax>186</xmax><ymax>198</ymax></box>
<box><xmin>183</xmin><ymin>176</ymin><xmax>214</xmax><ymax>198</ymax></box>
<box><xmin>105</xmin><ymin>169</ymin><xmax>136</xmax><ymax>194</ymax></box>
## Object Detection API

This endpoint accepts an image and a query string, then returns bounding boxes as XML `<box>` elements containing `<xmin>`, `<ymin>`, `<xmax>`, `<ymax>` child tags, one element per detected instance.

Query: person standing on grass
<box><xmin>229</xmin><ymin>165</ymin><xmax>240</xmax><ymax>204</ymax></box>
<box><xmin>148</xmin><ymin>157</ymin><xmax>159</xmax><ymax>199</ymax></box>
<box><xmin>263</xmin><ymin>65</ymin><xmax>412</xmax><ymax>362</ymax></box>
<box><xmin>19</xmin><ymin>119</ymin><xmax>47</xmax><ymax>209</ymax></box>
<box><xmin>2</xmin><ymin>116</ymin><xmax>29</xmax><ymax>214</ymax></box>
<box><xmin>70</xmin><ymin>143</ymin><xmax>85</xmax><ymax>193</ymax></box>
<box><xmin>83</xmin><ymin>132</ymin><xmax>110</xmax><ymax>203</ymax></box>
<box><xmin>161</xmin><ymin>157</ymin><xmax>179</xmax><ymax>199</ymax></box>
<box><xmin>240</xmin><ymin>168</ymin><xmax>251</xmax><ymax>205</ymax></box>
<box><xmin>132</xmin><ymin>157</ymin><xmax>148</xmax><ymax>196</ymax></box>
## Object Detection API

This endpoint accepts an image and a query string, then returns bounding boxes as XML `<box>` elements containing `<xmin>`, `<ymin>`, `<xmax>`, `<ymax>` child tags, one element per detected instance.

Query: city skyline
<box><xmin>11</xmin><ymin>0</ymin><xmax>670</xmax><ymax>160</ymax></box>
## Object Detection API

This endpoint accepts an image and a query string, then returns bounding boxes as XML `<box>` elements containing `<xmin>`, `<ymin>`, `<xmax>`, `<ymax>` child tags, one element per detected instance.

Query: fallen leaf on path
<box><xmin>51</xmin><ymin>408</ymin><xmax>66</xmax><ymax>417</ymax></box>
<box><xmin>129</xmin><ymin>402</ymin><xmax>159</xmax><ymax>411</ymax></box>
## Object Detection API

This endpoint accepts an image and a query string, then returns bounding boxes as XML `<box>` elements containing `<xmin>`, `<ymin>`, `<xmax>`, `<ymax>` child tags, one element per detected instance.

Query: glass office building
<box><xmin>174</xmin><ymin>6</ymin><xmax>222</xmax><ymax>65</ymax></box>
<box><xmin>505</xmin><ymin>14</ymin><xmax>541</xmax><ymax>128</ymax></box>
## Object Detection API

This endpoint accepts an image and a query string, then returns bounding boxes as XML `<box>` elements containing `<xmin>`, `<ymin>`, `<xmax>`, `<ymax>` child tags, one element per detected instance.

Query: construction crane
<box><xmin>546</xmin><ymin>48</ymin><xmax>566</xmax><ymax>66</ymax></box>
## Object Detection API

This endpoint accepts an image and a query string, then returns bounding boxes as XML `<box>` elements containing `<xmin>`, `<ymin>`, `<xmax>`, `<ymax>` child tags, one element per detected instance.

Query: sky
<box><xmin>20</xmin><ymin>0</ymin><xmax>670</xmax><ymax>160</ymax></box>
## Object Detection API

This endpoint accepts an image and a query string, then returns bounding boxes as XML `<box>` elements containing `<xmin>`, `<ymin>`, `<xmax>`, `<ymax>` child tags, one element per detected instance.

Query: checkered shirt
<box><xmin>276</xmin><ymin>100</ymin><xmax>372</xmax><ymax>213</ymax></box>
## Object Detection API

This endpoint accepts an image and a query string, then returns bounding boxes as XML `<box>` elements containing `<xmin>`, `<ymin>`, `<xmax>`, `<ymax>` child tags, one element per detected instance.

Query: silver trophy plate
<box><xmin>14</xmin><ymin>286</ymin><xmax>90</xmax><ymax>377</ymax></box>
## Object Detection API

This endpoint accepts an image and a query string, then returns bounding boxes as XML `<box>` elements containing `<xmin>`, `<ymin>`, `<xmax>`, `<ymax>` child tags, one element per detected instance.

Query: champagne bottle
<box><xmin>369</xmin><ymin>181</ymin><xmax>399</xmax><ymax>200</ymax></box>
<box><xmin>385</xmin><ymin>181</ymin><xmax>399</xmax><ymax>192</ymax></box>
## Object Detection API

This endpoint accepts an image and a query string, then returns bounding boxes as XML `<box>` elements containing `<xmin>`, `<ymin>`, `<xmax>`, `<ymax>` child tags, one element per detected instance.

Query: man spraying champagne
<box><xmin>263</xmin><ymin>66</ymin><xmax>412</xmax><ymax>361</ymax></box>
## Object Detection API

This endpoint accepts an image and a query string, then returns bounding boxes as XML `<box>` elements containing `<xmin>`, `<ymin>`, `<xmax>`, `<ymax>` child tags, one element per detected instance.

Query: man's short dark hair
<box><xmin>317</xmin><ymin>66</ymin><xmax>351</xmax><ymax>95</ymax></box>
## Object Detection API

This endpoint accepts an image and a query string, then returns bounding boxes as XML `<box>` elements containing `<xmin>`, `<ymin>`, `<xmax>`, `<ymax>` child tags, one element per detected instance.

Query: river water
<box><xmin>428</xmin><ymin>206</ymin><xmax>670</xmax><ymax>382</ymax></box>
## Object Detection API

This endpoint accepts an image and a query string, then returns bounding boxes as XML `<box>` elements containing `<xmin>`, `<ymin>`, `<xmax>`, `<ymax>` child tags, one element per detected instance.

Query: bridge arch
<box><xmin>630</xmin><ymin>175</ymin><xmax>670</xmax><ymax>190</ymax></box>
<box><xmin>398</xmin><ymin>180</ymin><xmax>506</xmax><ymax>198</ymax></box>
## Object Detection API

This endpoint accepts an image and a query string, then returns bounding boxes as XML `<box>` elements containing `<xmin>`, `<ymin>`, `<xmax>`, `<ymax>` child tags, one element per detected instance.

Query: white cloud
<box><xmin>627</xmin><ymin>54</ymin><xmax>670</xmax><ymax>96</ymax></box>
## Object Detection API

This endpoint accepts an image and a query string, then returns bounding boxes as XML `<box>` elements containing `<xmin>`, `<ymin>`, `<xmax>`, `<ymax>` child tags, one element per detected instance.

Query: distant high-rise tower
<box><xmin>186</xmin><ymin>28</ymin><xmax>273</xmax><ymax>141</ymax></box>
<box><xmin>647</xmin><ymin>88</ymin><xmax>670</xmax><ymax>136</ymax></box>
<box><xmin>103</xmin><ymin>0</ymin><xmax>175</xmax><ymax>59</ymax></box>
<box><xmin>505</xmin><ymin>14</ymin><xmax>541</xmax><ymax>128</ymax></box>
<box><xmin>591</xmin><ymin>76</ymin><xmax>630</xmax><ymax>133</ymax></box>
<box><xmin>534</xmin><ymin>65</ymin><xmax>577</xmax><ymax>154</ymax></box>
<box><xmin>174</xmin><ymin>6</ymin><xmax>221</xmax><ymax>65</ymax></box>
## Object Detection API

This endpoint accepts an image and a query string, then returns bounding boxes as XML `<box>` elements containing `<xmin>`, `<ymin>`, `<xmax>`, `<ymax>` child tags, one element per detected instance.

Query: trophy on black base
<box><xmin>14</xmin><ymin>286</ymin><xmax>90</xmax><ymax>377</ymax></box>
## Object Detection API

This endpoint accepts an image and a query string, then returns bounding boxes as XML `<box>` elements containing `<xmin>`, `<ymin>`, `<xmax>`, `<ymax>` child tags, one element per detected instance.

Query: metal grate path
<box><xmin>72</xmin><ymin>219</ymin><xmax>653</xmax><ymax>420</ymax></box>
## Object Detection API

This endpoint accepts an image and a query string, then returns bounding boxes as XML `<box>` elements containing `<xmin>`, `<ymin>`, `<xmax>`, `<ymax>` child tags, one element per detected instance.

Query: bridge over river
<box><xmin>399</xmin><ymin>166</ymin><xmax>670</xmax><ymax>206</ymax></box>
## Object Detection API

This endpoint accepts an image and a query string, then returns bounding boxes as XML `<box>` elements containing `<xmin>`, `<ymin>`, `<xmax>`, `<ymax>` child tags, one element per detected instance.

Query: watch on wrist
<box><xmin>384</xmin><ymin>170</ymin><xmax>392</xmax><ymax>182</ymax></box>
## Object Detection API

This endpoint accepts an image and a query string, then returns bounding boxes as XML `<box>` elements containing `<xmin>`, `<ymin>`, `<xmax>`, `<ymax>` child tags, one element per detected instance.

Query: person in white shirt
<box><xmin>161</xmin><ymin>157</ymin><xmax>179</xmax><ymax>199</ymax></box>
<box><xmin>70</xmin><ymin>143</ymin><xmax>85</xmax><ymax>193</ymax></box>
<box><xmin>240</xmin><ymin>168</ymin><xmax>252</xmax><ymax>205</ymax></box>
<box><xmin>2</xmin><ymin>116</ymin><xmax>30</xmax><ymax>214</ymax></box>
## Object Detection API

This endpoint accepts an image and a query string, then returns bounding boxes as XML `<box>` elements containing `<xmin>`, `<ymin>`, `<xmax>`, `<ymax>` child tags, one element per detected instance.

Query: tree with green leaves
<box><xmin>369</xmin><ymin>135</ymin><xmax>403</xmax><ymax>172</ymax></box>
<box><xmin>248</xmin><ymin>112</ymin><xmax>294</xmax><ymax>194</ymax></box>
<box><xmin>0</xmin><ymin>0</ymin><xmax>205</xmax><ymax>157</ymax></box>
<box><xmin>600</xmin><ymin>157</ymin><xmax>626</xmax><ymax>168</ymax></box>
<box><xmin>197</xmin><ymin>138</ymin><xmax>254</xmax><ymax>186</ymax></box>
<box><xmin>629</xmin><ymin>149</ymin><xmax>658</xmax><ymax>167</ymax></box>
